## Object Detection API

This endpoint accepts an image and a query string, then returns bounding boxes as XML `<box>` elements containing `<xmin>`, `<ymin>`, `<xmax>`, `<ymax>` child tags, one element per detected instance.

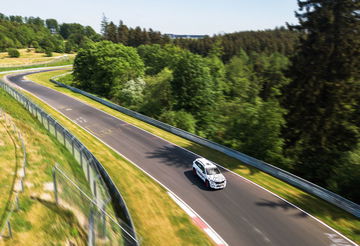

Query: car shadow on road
<box><xmin>183</xmin><ymin>170</ymin><xmax>216</xmax><ymax>191</ymax></box>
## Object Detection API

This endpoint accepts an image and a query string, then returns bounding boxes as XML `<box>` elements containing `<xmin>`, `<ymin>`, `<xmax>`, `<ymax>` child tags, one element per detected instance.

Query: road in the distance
<box><xmin>6</xmin><ymin>70</ymin><xmax>356</xmax><ymax>246</ymax></box>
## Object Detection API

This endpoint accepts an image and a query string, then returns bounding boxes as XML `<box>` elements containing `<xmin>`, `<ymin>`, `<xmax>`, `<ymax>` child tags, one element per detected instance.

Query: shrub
<box><xmin>7</xmin><ymin>48</ymin><xmax>20</xmax><ymax>58</ymax></box>
<box><xmin>35</xmin><ymin>48</ymin><xmax>45</xmax><ymax>53</ymax></box>
<box><xmin>45</xmin><ymin>49</ymin><xmax>53</xmax><ymax>57</ymax></box>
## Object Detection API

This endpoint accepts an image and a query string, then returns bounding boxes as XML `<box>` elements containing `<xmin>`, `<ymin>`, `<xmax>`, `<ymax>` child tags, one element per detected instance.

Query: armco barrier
<box><xmin>50</xmin><ymin>77</ymin><xmax>360</xmax><ymax>218</ymax></box>
<box><xmin>0</xmin><ymin>79</ymin><xmax>139</xmax><ymax>245</ymax></box>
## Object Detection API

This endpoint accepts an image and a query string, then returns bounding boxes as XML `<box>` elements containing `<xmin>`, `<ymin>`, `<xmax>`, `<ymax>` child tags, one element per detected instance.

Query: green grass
<box><xmin>0</xmin><ymin>88</ymin><xmax>88</xmax><ymax>246</ymax></box>
<box><xmin>15</xmin><ymin>72</ymin><xmax>216</xmax><ymax>246</ymax></box>
<box><xmin>0</xmin><ymin>113</ymin><xmax>20</xmax><ymax>229</ymax></box>
<box><xmin>21</xmin><ymin>69</ymin><xmax>360</xmax><ymax>244</ymax></box>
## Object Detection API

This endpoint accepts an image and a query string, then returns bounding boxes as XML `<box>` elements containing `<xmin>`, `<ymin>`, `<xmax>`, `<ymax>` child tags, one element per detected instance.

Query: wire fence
<box><xmin>0</xmin><ymin>80</ymin><xmax>139</xmax><ymax>245</ymax></box>
<box><xmin>0</xmin><ymin>108</ymin><xmax>27</xmax><ymax>240</ymax></box>
<box><xmin>53</xmin><ymin>164</ymin><xmax>136</xmax><ymax>246</ymax></box>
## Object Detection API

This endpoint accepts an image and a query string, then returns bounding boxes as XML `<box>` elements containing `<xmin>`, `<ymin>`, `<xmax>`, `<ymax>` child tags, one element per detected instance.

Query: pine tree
<box><xmin>105</xmin><ymin>21</ymin><xmax>118</xmax><ymax>43</ymax></box>
<box><xmin>282</xmin><ymin>0</ymin><xmax>360</xmax><ymax>186</ymax></box>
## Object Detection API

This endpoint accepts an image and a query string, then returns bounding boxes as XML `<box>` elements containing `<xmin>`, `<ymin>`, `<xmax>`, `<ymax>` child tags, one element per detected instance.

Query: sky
<box><xmin>2</xmin><ymin>0</ymin><xmax>299</xmax><ymax>35</ymax></box>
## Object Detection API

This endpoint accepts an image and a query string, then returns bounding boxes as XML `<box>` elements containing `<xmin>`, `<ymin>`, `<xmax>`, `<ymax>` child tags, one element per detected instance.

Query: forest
<box><xmin>2</xmin><ymin>0</ymin><xmax>359</xmax><ymax>203</ymax></box>
<box><xmin>0</xmin><ymin>13</ymin><xmax>101</xmax><ymax>53</ymax></box>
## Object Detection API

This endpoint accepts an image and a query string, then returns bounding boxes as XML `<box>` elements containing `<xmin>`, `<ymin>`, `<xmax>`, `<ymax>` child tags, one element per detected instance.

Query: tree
<box><xmin>7</xmin><ymin>48</ymin><xmax>20</xmax><ymax>57</ymax></box>
<box><xmin>46</xmin><ymin>19</ymin><xmax>59</xmax><ymax>33</ymax></box>
<box><xmin>117</xmin><ymin>21</ymin><xmax>129</xmax><ymax>45</ymax></box>
<box><xmin>282</xmin><ymin>0</ymin><xmax>360</xmax><ymax>187</ymax></box>
<box><xmin>73</xmin><ymin>41</ymin><xmax>145</xmax><ymax>97</ymax></box>
<box><xmin>140</xmin><ymin>68</ymin><xmax>174</xmax><ymax>117</ymax></box>
<box><xmin>105</xmin><ymin>21</ymin><xmax>117</xmax><ymax>43</ymax></box>
<box><xmin>159</xmin><ymin>110</ymin><xmax>196</xmax><ymax>133</ymax></box>
<box><xmin>111</xmin><ymin>78</ymin><xmax>146</xmax><ymax>108</ymax></box>
<box><xmin>171</xmin><ymin>52</ymin><xmax>218</xmax><ymax>135</ymax></box>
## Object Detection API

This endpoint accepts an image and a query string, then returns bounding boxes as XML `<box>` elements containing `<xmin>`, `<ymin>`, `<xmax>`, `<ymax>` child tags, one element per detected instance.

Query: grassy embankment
<box><xmin>0</xmin><ymin>49</ymin><xmax>75</xmax><ymax>72</ymax></box>
<box><xmin>2</xmin><ymin>73</ymin><xmax>215</xmax><ymax>245</ymax></box>
<box><xmin>23</xmin><ymin>69</ymin><xmax>360</xmax><ymax>244</ymax></box>
<box><xmin>0</xmin><ymin>88</ymin><xmax>88</xmax><ymax>246</ymax></box>
<box><xmin>0</xmin><ymin>111</ymin><xmax>20</xmax><ymax>229</ymax></box>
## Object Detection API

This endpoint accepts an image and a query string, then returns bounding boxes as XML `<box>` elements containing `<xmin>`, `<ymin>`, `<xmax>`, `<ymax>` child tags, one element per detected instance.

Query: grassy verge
<box><xmin>22</xmin><ymin>69</ymin><xmax>360</xmax><ymax>244</ymax></box>
<box><xmin>5</xmin><ymin>73</ymin><xmax>215</xmax><ymax>245</ymax></box>
<box><xmin>0</xmin><ymin>58</ymin><xmax>74</xmax><ymax>73</ymax></box>
<box><xmin>0</xmin><ymin>88</ymin><xmax>88</xmax><ymax>245</ymax></box>
<box><xmin>0</xmin><ymin>114</ymin><xmax>20</xmax><ymax>228</ymax></box>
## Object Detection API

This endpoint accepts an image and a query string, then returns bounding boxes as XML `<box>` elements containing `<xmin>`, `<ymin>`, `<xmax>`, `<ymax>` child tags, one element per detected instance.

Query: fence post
<box><xmin>101</xmin><ymin>203</ymin><xmax>106</xmax><ymax>238</ymax></box>
<box><xmin>53</xmin><ymin>168</ymin><xmax>59</xmax><ymax>205</ymax></box>
<box><xmin>88</xmin><ymin>208</ymin><xmax>95</xmax><ymax>246</ymax></box>
<box><xmin>7</xmin><ymin>221</ymin><xmax>12</xmax><ymax>239</ymax></box>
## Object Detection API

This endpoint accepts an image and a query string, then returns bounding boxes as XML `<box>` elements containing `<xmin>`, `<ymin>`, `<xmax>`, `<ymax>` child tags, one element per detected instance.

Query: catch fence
<box><xmin>0</xmin><ymin>80</ymin><xmax>139</xmax><ymax>245</ymax></box>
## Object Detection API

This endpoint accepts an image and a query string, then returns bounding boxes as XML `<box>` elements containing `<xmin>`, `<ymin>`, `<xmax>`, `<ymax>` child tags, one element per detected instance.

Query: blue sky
<box><xmin>2</xmin><ymin>0</ymin><xmax>299</xmax><ymax>35</ymax></box>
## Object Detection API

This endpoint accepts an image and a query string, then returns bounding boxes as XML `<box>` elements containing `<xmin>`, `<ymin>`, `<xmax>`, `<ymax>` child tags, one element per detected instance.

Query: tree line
<box><xmin>0</xmin><ymin>13</ymin><xmax>101</xmax><ymax>53</ymax></box>
<box><xmin>101</xmin><ymin>17</ymin><xmax>299</xmax><ymax>63</ymax></box>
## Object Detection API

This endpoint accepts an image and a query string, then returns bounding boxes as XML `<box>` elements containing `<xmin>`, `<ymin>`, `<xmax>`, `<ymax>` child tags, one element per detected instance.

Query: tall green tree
<box><xmin>171</xmin><ymin>52</ymin><xmax>219</xmax><ymax>135</ymax></box>
<box><xmin>73</xmin><ymin>41</ymin><xmax>144</xmax><ymax>97</ymax></box>
<box><xmin>282</xmin><ymin>0</ymin><xmax>360</xmax><ymax>187</ymax></box>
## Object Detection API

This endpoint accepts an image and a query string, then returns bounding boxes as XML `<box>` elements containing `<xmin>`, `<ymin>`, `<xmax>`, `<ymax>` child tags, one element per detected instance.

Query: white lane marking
<box><xmin>9</xmin><ymin>85</ymin><xmax>229</xmax><ymax>246</ymax></box>
<box><xmin>65</xmin><ymin>108</ymin><xmax>72</xmax><ymax>111</ymax></box>
<box><xmin>9</xmin><ymin>74</ymin><xmax>358</xmax><ymax>246</ymax></box>
<box><xmin>168</xmin><ymin>192</ymin><xmax>227</xmax><ymax>246</ymax></box>
<box><xmin>168</xmin><ymin>192</ymin><xmax>196</xmax><ymax>217</ymax></box>
<box><xmin>75</xmin><ymin>117</ymin><xmax>87</xmax><ymax>123</ymax></box>
<box><xmin>325</xmin><ymin>233</ymin><xmax>353</xmax><ymax>246</ymax></box>
<box><xmin>253</xmin><ymin>227</ymin><xmax>271</xmax><ymax>243</ymax></box>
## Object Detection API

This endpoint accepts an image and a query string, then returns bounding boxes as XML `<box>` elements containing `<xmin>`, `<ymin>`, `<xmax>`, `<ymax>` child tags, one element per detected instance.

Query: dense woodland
<box><xmin>2</xmin><ymin>0</ymin><xmax>359</xmax><ymax>204</ymax></box>
<box><xmin>0</xmin><ymin>13</ymin><xmax>101</xmax><ymax>53</ymax></box>
<box><xmin>101</xmin><ymin>17</ymin><xmax>299</xmax><ymax>63</ymax></box>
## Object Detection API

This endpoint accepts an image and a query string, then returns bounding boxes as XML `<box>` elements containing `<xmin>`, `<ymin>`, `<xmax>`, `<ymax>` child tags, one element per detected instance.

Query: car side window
<box><xmin>195</xmin><ymin>161</ymin><xmax>205</xmax><ymax>173</ymax></box>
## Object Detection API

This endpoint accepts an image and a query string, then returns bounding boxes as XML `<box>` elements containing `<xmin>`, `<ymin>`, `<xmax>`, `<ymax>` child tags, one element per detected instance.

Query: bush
<box><xmin>45</xmin><ymin>49</ymin><xmax>53</xmax><ymax>57</ymax></box>
<box><xmin>31</xmin><ymin>41</ymin><xmax>39</xmax><ymax>48</ymax></box>
<box><xmin>7</xmin><ymin>48</ymin><xmax>20</xmax><ymax>58</ymax></box>
<box><xmin>35</xmin><ymin>48</ymin><xmax>45</xmax><ymax>53</ymax></box>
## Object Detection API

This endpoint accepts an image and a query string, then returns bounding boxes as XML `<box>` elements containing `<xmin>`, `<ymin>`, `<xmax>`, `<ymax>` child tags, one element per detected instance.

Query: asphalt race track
<box><xmin>6</xmin><ymin>70</ymin><xmax>356</xmax><ymax>246</ymax></box>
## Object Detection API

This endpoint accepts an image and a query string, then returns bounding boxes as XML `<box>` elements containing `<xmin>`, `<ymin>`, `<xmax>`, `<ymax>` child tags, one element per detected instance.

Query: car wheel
<box><xmin>193</xmin><ymin>168</ymin><xmax>197</xmax><ymax>176</ymax></box>
<box><xmin>205</xmin><ymin>180</ymin><xmax>210</xmax><ymax>188</ymax></box>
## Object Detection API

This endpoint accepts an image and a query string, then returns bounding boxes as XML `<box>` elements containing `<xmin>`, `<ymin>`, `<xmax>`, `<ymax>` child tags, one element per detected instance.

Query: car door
<box><xmin>197</xmin><ymin>162</ymin><xmax>206</xmax><ymax>181</ymax></box>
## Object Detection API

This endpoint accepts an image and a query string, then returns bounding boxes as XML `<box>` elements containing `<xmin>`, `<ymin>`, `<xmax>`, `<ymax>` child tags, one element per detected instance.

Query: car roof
<box><xmin>196</xmin><ymin>158</ymin><xmax>217</xmax><ymax>168</ymax></box>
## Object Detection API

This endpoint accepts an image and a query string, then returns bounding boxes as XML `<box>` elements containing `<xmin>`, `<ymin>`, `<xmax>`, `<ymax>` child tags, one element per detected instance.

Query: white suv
<box><xmin>192</xmin><ymin>158</ymin><xmax>226</xmax><ymax>189</ymax></box>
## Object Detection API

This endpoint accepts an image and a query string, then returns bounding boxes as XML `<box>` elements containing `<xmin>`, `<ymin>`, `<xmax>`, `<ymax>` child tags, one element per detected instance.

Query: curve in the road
<box><xmin>5</xmin><ymin>70</ymin><xmax>357</xmax><ymax>246</ymax></box>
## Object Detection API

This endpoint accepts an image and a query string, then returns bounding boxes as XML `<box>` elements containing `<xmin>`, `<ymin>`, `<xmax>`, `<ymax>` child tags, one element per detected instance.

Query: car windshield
<box><xmin>206</xmin><ymin>168</ymin><xmax>220</xmax><ymax>175</ymax></box>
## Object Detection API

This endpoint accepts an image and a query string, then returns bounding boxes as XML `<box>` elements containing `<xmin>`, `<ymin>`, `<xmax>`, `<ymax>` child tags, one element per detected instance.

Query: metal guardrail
<box><xmin>0</xmin><ymin>109</ymin><xmax>27</xmax><ymax>239</ymax></box>
<box><xmin>0</xmin><ymin>79</ymin><xmax>139</xmax><ymax>245</ymax></box>
<box><xmin>50</xmin><ymin>76</ymin><xmax>360</xmax><ymax>218</ymax></box>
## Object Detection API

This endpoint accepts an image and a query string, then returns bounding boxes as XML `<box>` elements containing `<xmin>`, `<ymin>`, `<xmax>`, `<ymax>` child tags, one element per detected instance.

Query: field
<box><xmin>0</xmin><ymin>49</ymin><xmax>75</xmax><ymax>70</ymax></box>
<box><xmin>23</xmin><ymin>69</ymin><xmax>360</xmax><ymax>244</ymax></box>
